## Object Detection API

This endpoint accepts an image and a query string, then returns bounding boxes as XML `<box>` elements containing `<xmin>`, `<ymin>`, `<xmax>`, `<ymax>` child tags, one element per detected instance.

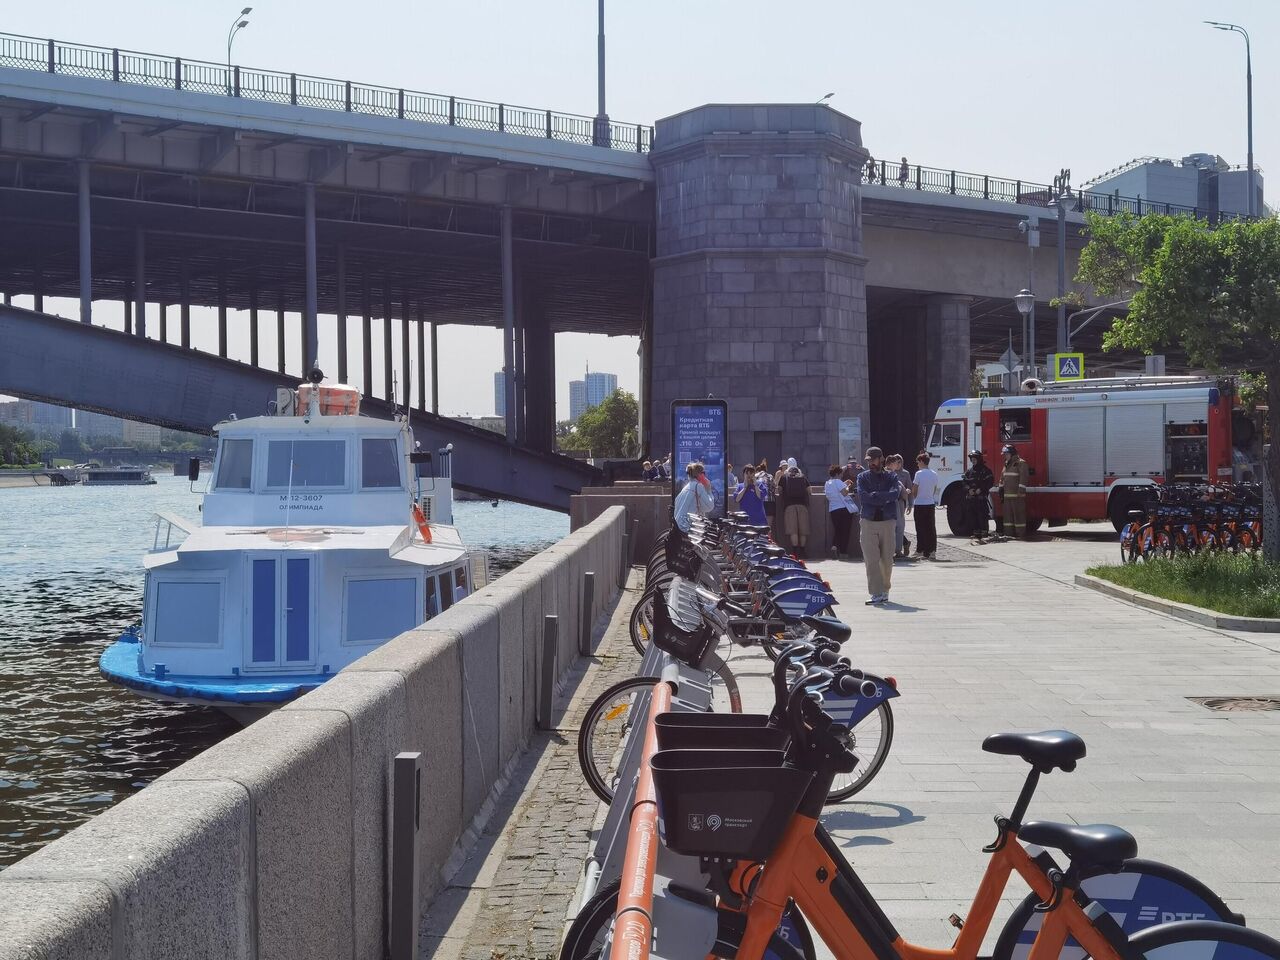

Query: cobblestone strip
<box><xmin>421</xmin><ymin>572</ymin><xmax>644</xmax><ymax>960</ymax></box>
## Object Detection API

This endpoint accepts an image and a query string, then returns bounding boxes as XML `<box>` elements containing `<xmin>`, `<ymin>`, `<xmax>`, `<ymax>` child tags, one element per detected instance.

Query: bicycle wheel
<box><xmin>560</xmin><ymin>881</ymin><xmax>816</xmax><ymax>960</ymax></box>
<box><xmin>1126</xmin><ymin>921</ymin><xmax>1280</xmax><ymax>960</ymax></box>
<box><xmin>629</xmin><ymin>592</ymin><xmax>655</xmax><ymax>655</ymax></box>
<box><xmin>578</xmin><ymin>676</ymin><xmax>657</xmax><ymax>804</ymax></box>
<box><xmin>826</xmin><ymin>701</ymin><xmax>894</xmax><ymax>803</ymax></box>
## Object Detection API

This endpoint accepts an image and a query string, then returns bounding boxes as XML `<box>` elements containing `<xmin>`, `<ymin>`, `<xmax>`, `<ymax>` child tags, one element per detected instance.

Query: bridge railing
<box><xmin>865</xmin><ymin>158</ymin><xmax>1205</xmax><ymax>219</ymax></box>
<box><xmin>0</xmin><ymin>31</ymin><xmax>656</xmax><ymax>153</ymax></box>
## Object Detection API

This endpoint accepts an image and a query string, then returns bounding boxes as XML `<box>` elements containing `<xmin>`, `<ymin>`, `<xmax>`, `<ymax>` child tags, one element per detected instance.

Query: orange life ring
<box><xmin>411</xmin><ymin>503</ymin><xmax>433</xmax><ymax>543</ymax></box>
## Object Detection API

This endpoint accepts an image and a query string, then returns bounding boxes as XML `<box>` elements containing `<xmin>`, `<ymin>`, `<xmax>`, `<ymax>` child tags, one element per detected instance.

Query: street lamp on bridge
<box><xmin>1205</xmin><ymin>21</ymin><xmax>1255</xmax><ymax>218</ymax></box>
<box><xmin>1014</xmin><ymin>288</ymin><xmax>1035</xmax><ymax>380</ymax></box>
<box><xmin>227</xmin><ymin>7</ymin><xmax>252</xmax><ymax>89</ymax></box>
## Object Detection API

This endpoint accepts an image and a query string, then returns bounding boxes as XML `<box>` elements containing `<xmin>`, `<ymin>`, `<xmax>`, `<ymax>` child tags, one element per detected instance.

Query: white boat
<box><xmin>83</xmin><ymin>465</ymin><xmax>156</xmax><ymax>485</ymax></box>
<box><xmin>99</xmin><ymin>375</ymin><xmax>484</xmax><ymax>724</ymax></box>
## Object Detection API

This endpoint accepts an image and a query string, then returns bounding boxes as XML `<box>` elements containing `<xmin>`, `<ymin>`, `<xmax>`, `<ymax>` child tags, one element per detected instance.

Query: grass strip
<box><xmin>1088</xmin><ymin>551</ymin><xmax>1280</xmax><ymax>619</ymax></box>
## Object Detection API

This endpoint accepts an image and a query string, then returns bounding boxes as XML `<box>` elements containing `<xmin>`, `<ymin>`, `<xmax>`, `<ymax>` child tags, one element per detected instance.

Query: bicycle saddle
<box><xmin>1018</xmin><ymin>821</ymin><xmax>1136</xmax><ymax>871</ymax></box>
<box><xmin>801</xmin><ymin>614</ymin><xmax>852</xmax><ymax>645</ymax></box>
<box><xmin>981</xmin><ymin>730</ymin><xmax>1085</xmax><ymax>772</ymax></box>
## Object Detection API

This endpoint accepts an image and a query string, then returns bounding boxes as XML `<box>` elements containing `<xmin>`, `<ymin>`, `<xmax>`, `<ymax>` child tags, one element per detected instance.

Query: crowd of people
<box><xmin>669</xmin><ymin>443</ymin><xmax>1033</xmax><ymax>606</ymax></box>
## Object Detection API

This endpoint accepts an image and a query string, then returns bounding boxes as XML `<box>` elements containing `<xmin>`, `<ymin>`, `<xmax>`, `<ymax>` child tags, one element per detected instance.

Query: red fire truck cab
<box><xmin>924</xmin><ymin>376</ymin><xmax>1259</xmax><ymax>536</ymax></box>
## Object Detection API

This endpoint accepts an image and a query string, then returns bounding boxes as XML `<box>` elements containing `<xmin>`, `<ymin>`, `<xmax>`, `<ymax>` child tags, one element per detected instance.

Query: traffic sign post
<box><xmin>1052</xmin><ymin>353</ymin><xmax>1085</xmax><ymax>381</ymax></box>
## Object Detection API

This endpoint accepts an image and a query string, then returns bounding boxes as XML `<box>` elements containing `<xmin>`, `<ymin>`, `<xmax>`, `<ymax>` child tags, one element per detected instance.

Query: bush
<box><xmin>1088</xmin><ymin>552</ymin><xmax>1280</xmax><ymax>619</ymax></box>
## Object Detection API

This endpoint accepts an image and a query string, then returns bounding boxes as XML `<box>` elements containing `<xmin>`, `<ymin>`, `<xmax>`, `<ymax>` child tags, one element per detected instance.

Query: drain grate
<box><xmin>1188</xmin><ymin>696</ymin><xmax>1280</xmax><ymax>712</ymax></box>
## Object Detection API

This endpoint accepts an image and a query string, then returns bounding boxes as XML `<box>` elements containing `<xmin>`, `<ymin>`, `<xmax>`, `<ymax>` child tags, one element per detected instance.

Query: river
<box><xmin>0</xmin><ymin>476</ymin><xmax>567</xmax><ymax>868</ymax></box>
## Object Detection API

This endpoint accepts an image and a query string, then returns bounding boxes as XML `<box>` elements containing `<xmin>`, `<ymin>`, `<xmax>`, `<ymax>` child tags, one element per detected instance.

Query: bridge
<box><xmin>0</xmin><ymin>31</ymin><xmax>1206</xmax><ymax>477</ymax></box>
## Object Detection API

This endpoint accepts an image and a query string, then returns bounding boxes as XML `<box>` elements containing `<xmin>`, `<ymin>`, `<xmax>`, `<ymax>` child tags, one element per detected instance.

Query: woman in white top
<box><xmin>823</xmin><ymin>465</ymin><xmax>857</xmax><ymax>558</ymax></box>
<box><xmin>673</xmin><ymin>461</ymin><xmax>715</xmax><ymax>533</ymax></box>
<box><xmin>910</xmin><ymin>452</ymin><xmax>940</xmax><ymax>559</ymax></box>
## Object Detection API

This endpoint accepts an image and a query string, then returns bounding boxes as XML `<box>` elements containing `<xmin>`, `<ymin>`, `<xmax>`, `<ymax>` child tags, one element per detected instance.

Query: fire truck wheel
<box><xmin>1025</xmin><ymin>517</ymin><xmax>1043</xmax><ymax>534</ymax></box>
<box><xmin>945</xmin><ymin>494</ymin><xmax>971</xmax><ymax>537</ymax></box>
<box><xmin>1108</xmin><ymin>489</ymin><xmax>1153</xmax><ymax>532</ymax></box>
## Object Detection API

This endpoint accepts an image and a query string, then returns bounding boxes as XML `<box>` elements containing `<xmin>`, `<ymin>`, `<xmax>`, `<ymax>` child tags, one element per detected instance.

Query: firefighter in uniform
<box><xmin>1000</xmin><ymin>444</ymin><xmax>1030</xmax><ymax>539</ymax></box>
<box><xmin>963</xmin><ymin>450</ymin><xmax>994</xmax><ymax>544</ymax></box>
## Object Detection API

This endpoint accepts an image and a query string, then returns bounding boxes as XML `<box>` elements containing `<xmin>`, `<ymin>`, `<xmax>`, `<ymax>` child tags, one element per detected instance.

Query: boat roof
<box><xmin>150</xmin><ymin>522</ymin><xmax>467</xmax><ymax>567</ymax></box>
<box><xmin>214</xmin><ymin>413</ymin><xmax>402</xmax><ymax>436</ymax></box>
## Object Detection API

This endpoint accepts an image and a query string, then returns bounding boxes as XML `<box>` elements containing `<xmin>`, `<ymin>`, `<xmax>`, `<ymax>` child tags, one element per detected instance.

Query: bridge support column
<box><xmin>362</xmin><ymin>276</ymin><xmax>373</xmax><ymax>396</ymax></box>
<box><xmin>500</xmin><ymin>206</ymin><xmax>516</xmax><ymax>444</ymax></box>
<box><xmin>648</xmin><ymin>105</ymin><xmax>870</xmax><ymax>470</ymax></box>
<box><xmin>401</xmin><ymin>293</ymin><xmax>411</xmax><ymax>409</ymax></box>
<box><xmin>134</xmin><ymin>228</ymin><xmax>146</xmax><ymax>338</ymax></box>
<box><xmin>179</xmin><ymin>263</ymin><xmax>190</xmax><ymax>349</ymax></box>
<box><xmin>123</xmin><ymin>285</ymin><xmax>131</xmax><ymax>335</ymax></box>
<box><xmin>276</xmin><ymin>303</ymin><xmax>286</xmax><ymax>374</ymax></box>
<box><xmin>33</xmin><ymin>267</ymin><xmax>43</xmax><ymax>314</ymax></box>
<box><xmin>382</xmin><ymin>282</ymin><xmax>393</xmax><ymax>402</ymax></box>
<box><xmin>77</xmin><ymin>160</ymin><xmax>92</xmax><ymax>324</ymax></box>
<box><xmin>416</xmin><ymin>304</ymin><xmax>426</xmax><ymax>411</ymax></box>
<box><xmin>303</xmin><ymin>183</ymin><xmax>318</xmax><ymax>373</ymax></box>
<box><xmin>159</xmin><ymin>303</ymin><xmax>167</xmax><ymax>344</ymax></box>
<box><xmin>923</xmin><ymin>294</ymin><xmax>972</xmax><ymax>422</ymax></box>
<box><xmin>249</xmin><ymin>285</ymin><xmax>259</xmax><ymax>368</ymax></box>
<box><xmin>430</xmin><ymin>322</ymin><xmax>439</xmax><ymax>414</ymax></box>
<box><xmin>522</xmin><ymin>290</ymin><xmax>555</xmax><ymax>452</ymax></box>
<box><xmin>217</xmin><ymin>274</ymin><xmax>227</xmax><ymax>358</ymax></box>
<box><xmin>336</xmin><ymin>245</ymin><xmax>348</xmax><ymax>384</ymax></box>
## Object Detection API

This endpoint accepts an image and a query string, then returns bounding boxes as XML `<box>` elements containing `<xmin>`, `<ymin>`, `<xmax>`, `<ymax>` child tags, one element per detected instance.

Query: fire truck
<box><xmin>924</xmin><ymin>376</ymin><xmax>1260</xmax><ymax>535</ymax></box>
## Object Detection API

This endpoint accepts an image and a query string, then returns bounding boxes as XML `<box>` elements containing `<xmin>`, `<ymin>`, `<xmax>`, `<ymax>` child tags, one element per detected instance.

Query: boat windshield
<box><xmin>215</xmin><ymin>439</ymin><xmax>254</xmax><ymax>489</ymax></box>
<box><xmin>266</xmin><ymin>439</ymin><xmax>347</xmax><ymax>489</ymax></box>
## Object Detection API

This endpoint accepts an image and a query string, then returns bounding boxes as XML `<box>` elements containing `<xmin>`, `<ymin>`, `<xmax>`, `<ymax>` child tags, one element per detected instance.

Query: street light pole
<box><xmin>593</xmin><ymin>0</ymin><xmax>609</xmax><ymax>147</ymax></box>
<box><xmin>226</xmin><ymin>7</ymin><xmax>252</xmax><ymax>90</ymax></box>
<box><xmin>1206</xmin><ymin>21</ymin><xmax>1254</xmax><ymax>217</ymax></box>
<box><xmin>1048</xmin><ymin>168</ymin><xmax>1071</xmax><ymax>353</ymax></box>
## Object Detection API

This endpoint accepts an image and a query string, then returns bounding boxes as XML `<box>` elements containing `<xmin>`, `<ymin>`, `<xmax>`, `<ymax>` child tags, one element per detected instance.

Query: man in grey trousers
<box><xmin>856</xmin><ymin>447</ymin><xmax>904</xmax><ymax>605</ymax></box>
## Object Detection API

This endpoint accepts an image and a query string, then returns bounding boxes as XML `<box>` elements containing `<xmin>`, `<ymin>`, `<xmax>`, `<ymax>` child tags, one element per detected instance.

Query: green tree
<box><xmin>0</xmin><ymin>424</ymin><xmax>40</xmax><ymax>466</ymax></box>
<box><xmin>58</xmin><ymin>429</ymin><xmax>88</xmax><ymax>459</ymax></box>
<box><xmin>1075</xmin><ymin>211</ymin><xmax>1280</xmax><ymax>559</ymax></box>
<box><xmin>574</xmin><ymin>389</ymin><xmax>639</xmax><ymax>458</ymax></box>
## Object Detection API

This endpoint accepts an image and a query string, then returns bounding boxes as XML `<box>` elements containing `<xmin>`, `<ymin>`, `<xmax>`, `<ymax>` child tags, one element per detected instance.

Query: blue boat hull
<box><xmin>99</xmin><ymin>633</ymin><xmax>329</xmax><ymax>716</ymax></box>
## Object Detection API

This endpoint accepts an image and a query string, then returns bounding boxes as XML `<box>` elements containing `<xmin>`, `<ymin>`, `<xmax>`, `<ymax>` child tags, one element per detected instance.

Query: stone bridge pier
<box><xmin>647</xmin><ymin>105</ymin><xmax>870</xmax><ymax>473</ymax></box>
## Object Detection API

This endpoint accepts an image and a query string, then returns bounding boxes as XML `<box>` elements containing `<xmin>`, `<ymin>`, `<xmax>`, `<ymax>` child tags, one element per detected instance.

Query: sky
<box><xmin>5</xmin><ymin>0</ymin><xmax>1276</xmax><ymax>418</ymax></box>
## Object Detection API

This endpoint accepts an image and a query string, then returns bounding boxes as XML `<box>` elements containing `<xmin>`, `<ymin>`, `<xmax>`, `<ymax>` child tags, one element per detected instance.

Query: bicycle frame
<box><xmin>735</xmin><ymin>818</ymin><xmax>1125</xmax><ymax>960</ymax></box>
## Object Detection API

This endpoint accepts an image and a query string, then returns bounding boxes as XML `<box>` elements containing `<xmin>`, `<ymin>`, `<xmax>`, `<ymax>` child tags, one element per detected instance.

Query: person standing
<box><xmin>779</xmin><ymin>463</ymin><xmax>812</xmax><ymax>553</ymax></box>
<box><xmin>887</xmin><ymin>454</ymin><xmax>913</xmax><ymax>558</ymax></box>
<box><xmin>898</xmin><ymin>156</ymin><xmax>910</xmax><ymax>187</ymax></box>
<box><xmin>857</xmin><ymin>447</ymin><xmax>902</xmax><ymax>605</ymax></box>
<box><xmin>1000</xmin><ymin>444</ymin><xmax>1030</xmax><ymax>539</ymax></box>
<box><xmin>824</xmin><ymin>465</ymin><xmax>856</xmax><ymax>559</ymax></box>
<box><xmin>673</xmin><ymin>461</ymin><xmax>713</xmax><ymax>533</ymax></box>
<box><xmin>726</xmin><ymin>462</ymin><xmax>738</xmax><ymax>492</ymax></box>
<box><xmin>911</xmin><ymin>452</ymin><xmax>939</xmax><ymax>559</ymax></box>
<box><xmin>963</xmin><ymin>450</ymin><xmax>995</xmax><ymax>545</ymax></box>
<box><xmin>734</xmin><ymin>464</ymin><xmax>769</xmax><ymax>527</ymax></box>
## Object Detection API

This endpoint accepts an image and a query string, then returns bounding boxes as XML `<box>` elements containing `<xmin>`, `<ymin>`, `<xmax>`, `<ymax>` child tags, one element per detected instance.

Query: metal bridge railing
<box><xmin>864</xmin><ymin>158</ymin><xmax>1206</xmax><ymax>219</ymax></box>
<box><xmin>0</xmin><ymin>31</ymin><xmax>656</xmax><ymax>154</ymax></box>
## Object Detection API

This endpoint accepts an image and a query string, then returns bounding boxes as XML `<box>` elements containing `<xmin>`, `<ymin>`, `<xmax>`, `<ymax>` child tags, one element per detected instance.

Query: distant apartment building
<box><xmin>493</xmin><ymin>370</ymin><xmax>506</xmax><ymax>418</ymax></box>
<box><xmin>122</xmin><ymin>420</ymin><xmax>164</xmax><ymax>447</ymax></box>
<box><xmin>74</xmin><ymin>410</ymin><xmax>125</xmax><ymax>440</ymax></box>
<box><xmin>569</xmin><ymin>370</ymin><xmax>618</xmax><ymax>422</ymax></box>
<box><xmin>1084</xmin><ymin>153</ymin><xmax>1264</xmax><ymax>219</ymax></box>
<box><xmin>0</xmin><ymin>399</ymin><xmax>72</xmax><ymax>435</ymax></box>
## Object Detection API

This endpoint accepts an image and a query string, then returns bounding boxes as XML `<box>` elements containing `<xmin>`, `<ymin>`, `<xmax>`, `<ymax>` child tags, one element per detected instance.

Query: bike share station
<box><xmin>557</xmin><ymin>403</ymin><xmax>1280</xmax><ymax>960</ymax></box>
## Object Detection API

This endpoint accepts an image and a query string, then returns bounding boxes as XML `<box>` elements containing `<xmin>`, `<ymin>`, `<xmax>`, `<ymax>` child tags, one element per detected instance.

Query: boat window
<box><xmin>266</xmin><ymin>439</ymin><xmax>346</xmax><ymax>489</ymax></box>
<box><xmin>361</xmin><ymin>438</ymin><xmax>401</xmax><ymax>489</ymax></box>
<box><xmin>453</xmin><ymin>567</ymin><xmax>469</xmax><ymax>603</ymax></box>
<box><xmin>424</xmin><ymin>580</ymin><xmax>439</xmax><ymax>621</ymax></box>
<box><xmin>153</xmin><ymin>580</ymin><xmax>221</xmax><ymax>646</ymax></box>
<box><xmin>438</xmin><ymin>573</ymin><xmax>454</xmax><ymax>612</ymax></box>
<box><xmin>345</xmin><ymin>577</ymin><xmax>417</xmax><ymax>644</ymax></box>
<box><xmin>215</xmin><ymin>439</ymin><xmax>254</xmax><ymax>489</ymax></box>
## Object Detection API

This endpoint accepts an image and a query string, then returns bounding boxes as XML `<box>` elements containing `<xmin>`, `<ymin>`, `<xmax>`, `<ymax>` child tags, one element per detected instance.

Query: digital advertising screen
<box><xmin>671</xmin><ymin>399</ymin><xmax>728</xmax><ymax>517</ymax></box>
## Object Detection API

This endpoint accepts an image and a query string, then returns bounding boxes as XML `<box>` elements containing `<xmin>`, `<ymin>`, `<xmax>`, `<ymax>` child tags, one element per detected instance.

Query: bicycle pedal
<box><xmin>948</xmin><ymin>914</ymin><xmax>964</xmax><ymax>930</ymax></box>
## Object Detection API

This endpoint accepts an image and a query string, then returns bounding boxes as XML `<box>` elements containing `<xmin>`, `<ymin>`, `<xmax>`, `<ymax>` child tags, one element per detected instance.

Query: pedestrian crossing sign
<box><xmin>1054</xmin><ymin>353</ymin><xmax>1085</xmax><ymax>381</ymax></box>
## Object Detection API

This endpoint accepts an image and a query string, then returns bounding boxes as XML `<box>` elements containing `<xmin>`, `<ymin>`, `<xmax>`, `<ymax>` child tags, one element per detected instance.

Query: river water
<box><xmin>0</xmin><ymin>476</ymin><xmax>567</xmax><ymax>868</ymax></box>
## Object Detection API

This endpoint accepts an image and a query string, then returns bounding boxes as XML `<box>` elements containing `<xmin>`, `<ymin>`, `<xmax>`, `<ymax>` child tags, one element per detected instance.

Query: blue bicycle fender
<box><xmin>822</xmin><ymin>672</ymin><xmax>900</xmax><ymax>727</ymax></box>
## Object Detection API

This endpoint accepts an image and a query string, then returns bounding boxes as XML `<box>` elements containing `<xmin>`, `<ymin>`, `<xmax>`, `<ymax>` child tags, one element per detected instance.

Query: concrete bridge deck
<box><xmin>429</xmin><ymin>527</ymin><xmax>1280</xmax><ymax>958</ymax></box>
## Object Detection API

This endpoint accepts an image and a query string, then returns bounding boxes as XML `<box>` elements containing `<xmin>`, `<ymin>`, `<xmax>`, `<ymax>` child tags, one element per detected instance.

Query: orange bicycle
<box><xmin>644</xmin><ymin>669</ymin><xmax>1278</xmax><ymax>960</ymax></box>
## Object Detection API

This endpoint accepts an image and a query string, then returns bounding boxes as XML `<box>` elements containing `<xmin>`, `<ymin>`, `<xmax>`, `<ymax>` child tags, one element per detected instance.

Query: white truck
<box><xmin>923</xmin><ymin>376</ymin><xmax>1259</xmax><ymax>535</ymax></box>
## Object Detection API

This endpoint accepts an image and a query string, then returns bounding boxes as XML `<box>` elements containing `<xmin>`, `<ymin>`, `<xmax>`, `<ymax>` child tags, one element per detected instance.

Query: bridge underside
<box><xmin>0</xmin><ymin>304</ymin><xmax>600</xmax><ymax>511</ymax></box>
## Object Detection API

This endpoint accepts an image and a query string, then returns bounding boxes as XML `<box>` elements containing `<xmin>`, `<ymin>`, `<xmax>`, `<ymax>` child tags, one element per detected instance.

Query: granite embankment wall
<box><xmin>0</xmin><ymin>506</ymin><xmax>628</xmax><ymax>960</ymax></box>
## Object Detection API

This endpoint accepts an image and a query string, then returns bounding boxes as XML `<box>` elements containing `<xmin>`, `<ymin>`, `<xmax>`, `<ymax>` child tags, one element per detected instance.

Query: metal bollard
<box><xmin>538</xmin><ymin>614</ymin><xmax>558</xmax><ymax>730</ymax></box>
<box><xmin>630</xmin><ymin>518</ymin><xmax>641</xmax><ymax>567</ymax></box>
<box><xmin>617</xmin><ymin>532</ymin><xmax>629</xmax><ymax>589</ymax></box>
<box><xmin>390</xmin><ymin>751</ymin><xmax>423</xmax><ymax>960</ymax></box>
<box><xmin>579</xmin><ymin>571</ymin><xmax>595</xmax><ymax>657</ymax></box>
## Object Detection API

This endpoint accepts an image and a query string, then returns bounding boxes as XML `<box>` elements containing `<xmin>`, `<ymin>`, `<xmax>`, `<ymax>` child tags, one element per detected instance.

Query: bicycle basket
<box><xmin>665</xmin><ymin>530</ymin><xmax>705</xmax><ymax>580</ymax></box>
<box><xmin>655</xmin><ymin>712</ymin><xmax>789</xmax><ymax>751</ymax></box>
<box><xmin>651</xmin><ymin>585</ymin><xmax>718</xmax><ymax>668</ymax></box>
<box><xmin>651</xmin><ymin>749</ymin><xmax>813</xmax><ymax>860</ymax></box>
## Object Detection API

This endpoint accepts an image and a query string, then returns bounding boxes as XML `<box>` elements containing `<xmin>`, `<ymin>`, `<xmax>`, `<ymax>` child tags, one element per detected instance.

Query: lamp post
<box><xmin>817</xmin><ymin>92</ymin><xmax>835</xmax><ymax>105</ymax></box>
<box><xmin>1047</xmin><ymin>168</ymin><xmax>1072</xmax><ymax>352</ymax></box>
<box><xmin>1205</xmin><ymin>21</ymin><xmax>1254</xmax><ymax>217</ymax></box>
<box><xmin>1065</xmin><ymin>299</ymin><xmax>1132</xmax><ymax>352</ymax></box>
<box><xmin>593</xmin><ymin>0</ymin><xmax>608</xmax><ymax>147</ymax></box>
<box><xmin>227</xmin><ymin>7</ymin><xmax>252</xmax><ymax>92</ymax></box>
<box><xmin>1014</xmin><ymin>289</ymin><xmax>1035</xmax><ymax>381</ymax></box>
